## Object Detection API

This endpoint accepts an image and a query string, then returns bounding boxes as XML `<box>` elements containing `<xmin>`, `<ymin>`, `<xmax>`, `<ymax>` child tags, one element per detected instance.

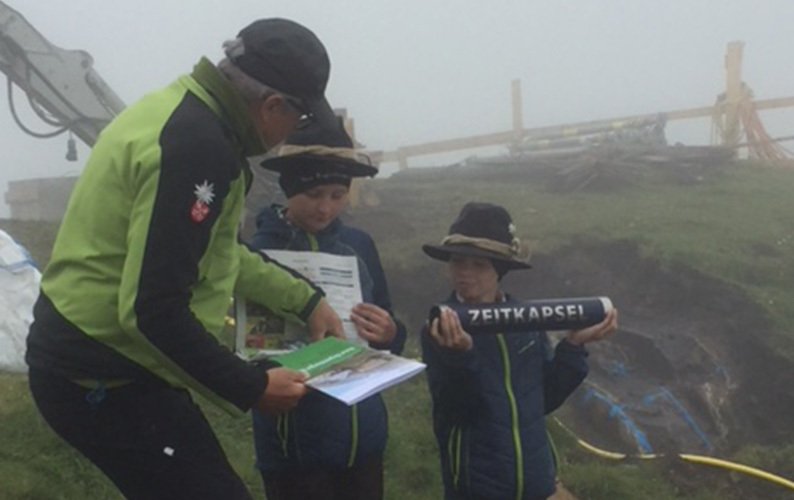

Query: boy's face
<box><xmin>285</xmin><ymin>184</ymin><xmax>350</xmax><ymax>233</ymax></box>
<box><xmin>448</xmin><ymin>255</ymin><xmax>500</xmax><ymax>304</ymax></box>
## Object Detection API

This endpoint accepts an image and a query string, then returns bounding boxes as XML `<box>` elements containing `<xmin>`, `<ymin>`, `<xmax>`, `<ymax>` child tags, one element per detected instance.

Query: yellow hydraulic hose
<box><xmin>678</xmin><ymin>454</ymin><xmax>794</xmax><ymax>492</ymax></box>
<box><xmin>552</xmin><ymin>418</ymin><xmax>794</xmax><ymax>493</ymax></box>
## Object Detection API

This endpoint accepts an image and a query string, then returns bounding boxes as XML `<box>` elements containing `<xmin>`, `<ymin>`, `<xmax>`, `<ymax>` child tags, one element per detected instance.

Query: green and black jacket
<box><xmin>26</xmin><ymin>58</ymin><xmax>322</xmax><ymax>414</ymax></box>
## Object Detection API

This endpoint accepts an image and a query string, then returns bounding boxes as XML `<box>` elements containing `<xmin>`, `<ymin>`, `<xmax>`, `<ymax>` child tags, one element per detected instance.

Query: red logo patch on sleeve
<box><xmin>190</xmin><ymin>180</ymin><xmax>215</xmax><ymax>223</ymax></box>
<box><xmin>190</xmin><ymin>200</ymin><xmax>210</xmax><ymax>222</ymax></box>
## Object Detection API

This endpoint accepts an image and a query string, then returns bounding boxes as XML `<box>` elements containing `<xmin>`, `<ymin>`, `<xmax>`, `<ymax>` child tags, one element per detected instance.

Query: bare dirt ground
<box><xmin>524</xmin><ymin>239</ymin><xmax>794</xmax><ymax>455</ymax></box>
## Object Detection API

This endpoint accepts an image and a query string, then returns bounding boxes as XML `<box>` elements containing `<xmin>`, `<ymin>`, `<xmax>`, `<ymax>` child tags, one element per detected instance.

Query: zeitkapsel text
<box><xmin>467</xmin><ymin>304</ymin><xmax>587</xmax><ymax>326</ymax></box>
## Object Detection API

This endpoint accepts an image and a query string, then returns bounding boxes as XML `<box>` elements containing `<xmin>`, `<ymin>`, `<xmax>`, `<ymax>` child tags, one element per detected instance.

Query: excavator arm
<box><xmin>0</xmin><ymin>1</ymin><xmax>125</xmax><ymax>147</ymax></box>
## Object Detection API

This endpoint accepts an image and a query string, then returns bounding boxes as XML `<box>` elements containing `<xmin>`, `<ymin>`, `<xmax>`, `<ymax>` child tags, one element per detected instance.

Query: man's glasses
<box><xmin>281</xmin><ymin>95</ymin><xmax>311</xmax><ymax>121</ymax></box>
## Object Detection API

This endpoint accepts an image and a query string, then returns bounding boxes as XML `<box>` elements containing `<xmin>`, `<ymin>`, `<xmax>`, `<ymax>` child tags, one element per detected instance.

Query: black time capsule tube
<box><xmin>428</xmin><ymin>297</ymin><xmax>613</xmax><ymax>334</ymax></box>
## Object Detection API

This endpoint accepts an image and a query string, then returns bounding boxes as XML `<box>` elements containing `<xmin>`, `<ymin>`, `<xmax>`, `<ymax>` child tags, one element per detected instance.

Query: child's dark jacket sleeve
<box><xmin>421</xmin><ymin>324</ymin><xmax>482</xmax><ymax>420</ymax></box>
<box><xmin>542</xmin><ymin>336</ymin><xmax>589</xmax><ymax>413</ymax></box>
<box><xmin>340</xmin><ymin>226</ymin><xmax>407</xmax><ymax>354</ymax></box>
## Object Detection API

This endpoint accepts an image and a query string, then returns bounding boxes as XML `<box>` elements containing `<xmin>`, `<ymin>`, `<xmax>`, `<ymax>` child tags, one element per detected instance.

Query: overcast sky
<box><xmin>1</xmin><ymin>0</ymin><xmax>793</xmax><ymax>217</ymax></box>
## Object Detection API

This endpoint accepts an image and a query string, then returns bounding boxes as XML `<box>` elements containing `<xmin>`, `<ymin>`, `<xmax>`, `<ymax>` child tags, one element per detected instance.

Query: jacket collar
<box><xmin>190</xmin><ymin>57</ymin><xmax>266</xmax><ymax>156</ymax></box>
<box><xmin>257</xmin><ymin>205</ymin><xmax>344</xmax><ymax>250</ymax></box>
<box><xmin>449</xmin><ymin>290</ymin><xmax>508</xmax><ymax>305</ymax></box>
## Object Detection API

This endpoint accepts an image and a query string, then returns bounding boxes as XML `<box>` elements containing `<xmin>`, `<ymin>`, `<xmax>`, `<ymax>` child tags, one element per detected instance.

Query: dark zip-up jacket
<box><xmin>250</xmin><ymin>205</ymin><xmax>406</xmax><ymax>474</ymax></box>
<box><xmin>421</xmin><ymin>293</ymin><xmax>588</xmax><ymax>500</ymax></box>
<box><xmin>25</xmin><ymin>59</ymin><xmax>323</xmax><ymax>414</ymax></box>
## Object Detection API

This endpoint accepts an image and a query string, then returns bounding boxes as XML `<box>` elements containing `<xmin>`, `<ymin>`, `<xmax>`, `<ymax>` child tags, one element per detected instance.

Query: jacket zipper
<box><xmin>308</xmin><ymin>233</ymin><xmax>360</xmax><ymax>469</ymax></box>
<box><xmin>347</xmin><ymin>404</ymin><xmax>359</xmax><ymax>467</ymax></box>
<box><xmin>497</xmin><ymin>334</ymin><xmax>524</xmax><ymax>500</ymax></box>
<box><xmin>277</xmin><ymin>414</ymin><xmax>289</xmax><ymax>456</ymax></box>
<box><xmin>447</xmin><ymin>424</ymin><xmax>463</xmax><ymax>489</ymax></box>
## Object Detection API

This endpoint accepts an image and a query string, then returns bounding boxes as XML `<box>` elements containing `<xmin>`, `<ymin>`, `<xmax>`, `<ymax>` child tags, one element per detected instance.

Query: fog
<box><xmin>1</xmin><ymin>0</ymin><xmax>793</xmax><ymax>216</ymax></box>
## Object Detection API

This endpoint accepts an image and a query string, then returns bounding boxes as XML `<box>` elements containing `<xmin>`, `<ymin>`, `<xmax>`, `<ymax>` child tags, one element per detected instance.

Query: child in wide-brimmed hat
<box><xmin>421</xmin><ymin>202</ymin><xmax>618</xmax><ymax>500</ymax></box>
<box><xmin>248</xmin><ymin>117</ymin><xmax>406</xmax><ymax>500</ymax></box>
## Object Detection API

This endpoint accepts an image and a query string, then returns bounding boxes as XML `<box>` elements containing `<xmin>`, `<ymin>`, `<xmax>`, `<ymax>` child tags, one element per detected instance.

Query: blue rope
<box><xmin>584</xmin><ymin>388</ymin><xmax>654</xmax><ymax>454</ymax></box>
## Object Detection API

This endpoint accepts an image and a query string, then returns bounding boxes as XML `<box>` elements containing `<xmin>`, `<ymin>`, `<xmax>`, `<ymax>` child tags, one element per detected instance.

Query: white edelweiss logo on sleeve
<box><xmin>190</xmin><ymin>180</ymin><xmax>215</xmax><ymax>223</ymax></box>
<box><xmin>194</xmin><ymin>180</ymin><xmax>216</xmax><ymax>205</ymax></box>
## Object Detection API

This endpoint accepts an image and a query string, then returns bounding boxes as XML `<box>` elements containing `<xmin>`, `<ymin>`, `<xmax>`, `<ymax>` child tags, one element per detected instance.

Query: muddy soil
<box><xmin>520</xmin><ymin>239</ymin><xmax>794</xmax><ymax>455</ymax></box>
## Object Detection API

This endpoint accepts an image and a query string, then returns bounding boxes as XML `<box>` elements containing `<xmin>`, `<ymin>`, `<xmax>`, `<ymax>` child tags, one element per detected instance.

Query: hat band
<box><xmin>278</xmin><ymin>144</ymin><xmax>371</xmax><ymax>165</ymax></box>
<box><xmin>440</xmin><ymin>234</ymin><xmax>521</xmax><ymax>258</ymax></box>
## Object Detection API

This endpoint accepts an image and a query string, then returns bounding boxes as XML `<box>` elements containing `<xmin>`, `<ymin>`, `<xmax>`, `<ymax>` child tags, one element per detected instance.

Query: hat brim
<box><xmin>422</xmin><ymin>243</ymin><xmax>532</xmax><ymax>270</ymax></box>
<box><xmin>260</xmin><ymin>153</ymin><xmax>377</xmax><ymax>177</ymax></box>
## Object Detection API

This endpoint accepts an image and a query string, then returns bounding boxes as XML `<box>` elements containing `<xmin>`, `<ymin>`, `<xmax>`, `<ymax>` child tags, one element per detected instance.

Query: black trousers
<box><xmin>28</xmin><ymin>369</ymin><xmax>252</xmax><ymax>500</ymax></box>
<box><xmin>262</xmin><ymin>454</ymin><xmax>384</xmax><ymax>500</ymax></box>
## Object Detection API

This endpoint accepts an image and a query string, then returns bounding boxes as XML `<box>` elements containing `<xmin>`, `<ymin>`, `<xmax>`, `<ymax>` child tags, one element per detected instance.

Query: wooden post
<box><xmin>512</xmin><ymin>78</ymin><xmax>524</xmax><ymax>141</ymax></box>
<box><xmin>397</xmin><ymin>148</ymin><xmax>408</xmax><ymax>170</ymax></box>
<box><xmin>722</xmin><ymin>41</ymin><xmax>744</xmax><ymax>147</ymax></box>
<box><xmin>338</xmin><ymin>109</ymin><xmax>362</xmax><ymax>208</ymax></box>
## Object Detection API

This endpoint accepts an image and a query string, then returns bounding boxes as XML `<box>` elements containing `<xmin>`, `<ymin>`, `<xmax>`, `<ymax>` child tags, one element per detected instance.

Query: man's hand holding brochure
<box><xmin>236</xmin><ymin>250</ymin><xmax>425</xmax><ymax>405</ymax></box>
<box><xmin>272</xmin><ymin>337</ymin><xmax>426</xmax><ymax>406</ymax></box>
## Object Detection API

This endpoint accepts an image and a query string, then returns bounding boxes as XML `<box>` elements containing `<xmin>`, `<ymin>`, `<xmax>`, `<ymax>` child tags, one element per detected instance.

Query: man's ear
<box><xmin>259</xmin><ymin>94</ymin><xmax>288</xmax><ymax>117</ymax></box>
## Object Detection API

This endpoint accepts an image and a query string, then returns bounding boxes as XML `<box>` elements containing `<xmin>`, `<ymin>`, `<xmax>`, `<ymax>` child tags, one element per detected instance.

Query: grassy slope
<box><xmin>374</xmin><ymin>162</ymin><xmax>794</xmax><ymax>356</ymax></box>
<box><xmin>2</xmin><ymin>160</ymin><xmax>794</xmax><ymax>499</ymax></box>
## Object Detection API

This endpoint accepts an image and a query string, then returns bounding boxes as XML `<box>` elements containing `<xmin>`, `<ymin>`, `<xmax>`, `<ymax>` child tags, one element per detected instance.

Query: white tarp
<box><xmin>0</xmin><ymin>229</ymin><xmax>40</xmax><ymax>373</ymax></box>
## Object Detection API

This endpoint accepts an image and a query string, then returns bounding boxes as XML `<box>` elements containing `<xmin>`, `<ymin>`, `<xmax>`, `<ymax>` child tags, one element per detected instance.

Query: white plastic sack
<box><xmin>0</xmin><ymin>229</ymin><xmax>40</xmax><ymax>373</ymax></box>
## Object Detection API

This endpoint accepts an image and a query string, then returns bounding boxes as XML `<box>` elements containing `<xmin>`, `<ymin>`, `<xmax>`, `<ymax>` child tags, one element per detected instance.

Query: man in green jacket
<box><xmin>25</xmin><ymin>18</ymin><xmax>343</xmax><ymax>500</ymax></box>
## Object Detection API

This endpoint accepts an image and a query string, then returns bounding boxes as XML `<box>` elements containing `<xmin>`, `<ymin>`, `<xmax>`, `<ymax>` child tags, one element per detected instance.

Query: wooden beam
<box><xmin>754</xmin><ymin>96</ymin><xmax>794</xmax><ymax>111</ymax></box>
<box><xmin>375</xmin><ymin>96</ymin><xmax>794</xmax><ymax>164</ymax></box>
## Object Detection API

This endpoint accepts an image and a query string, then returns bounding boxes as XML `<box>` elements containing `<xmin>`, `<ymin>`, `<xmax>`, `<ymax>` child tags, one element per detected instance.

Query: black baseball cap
<box><xmin>231</xmin><ymin>18</ymin><xmax>335</xmax><ymax>126</ymax></box>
